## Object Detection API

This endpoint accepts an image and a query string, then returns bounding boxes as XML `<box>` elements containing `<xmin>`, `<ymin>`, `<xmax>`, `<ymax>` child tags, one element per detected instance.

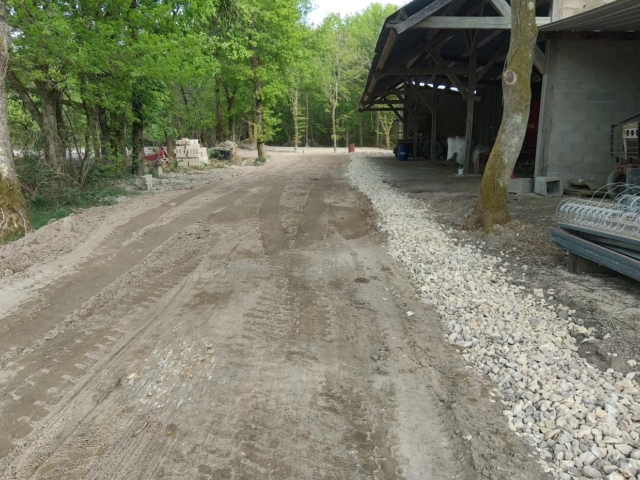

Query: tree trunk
<box><xmin>97</xmin><ymin>105</ymin><xmax>110</xmax><ymax>162</ymax></box>
<box><xmin>165</xmin><ymin>131</ymin><xmax>175</xmax><ymax>162</ymax></box>
<box><xmin>468</xmin><ymin>0</ymin><xmax>537</xmax><ymax>231</ymax></box>
<box><xmin>291</xmin><ymin>88</ymin><xmax>299</xmax><ymax>153</ymax></box>
<box><xmin>359</xmin><ymin>114</ymin><xmax>363</xmax><ymax>147</ymax></box>
<box><xmin>376</xmin><ymin>112</ymin><xmax>381</xmax><ymax>148</ymax></box>
<box><xmin>309</xmin><ymin>107</ymin><xmax>313</xmax><ymax>147</ymax></box>
<box><xmin>56</xmin><ymin>98</ymin><xmax>68</xmax><ymax>165</ymax></box>
<box><xmin>331</xmin><ymin>103</ymin><xmax>337</xmax><ymax>153</ymax></box>
<box><xmin>305</xmin><ymin>93</ymin><xmax>309</xmax><ymax>148</ymax></box>
<box><xmin>214</xmin><ymin>75</ymin><xmax>224</xmax><ymax>142</ymax></box>
<box><xmin>131</xmin><ymin>92</ymin><xmax>144</xmax><ymax>172</ymax></box>
<box><xmin>224</xmin><ymin>86</ymin><xmax>236</xmax><ymax>142</ymax></box>
<box><xmin>0</xmin><ymin>0</ymin><xmax>31</xmax><ymax>241</ymax></box>
<box><xmin>251</xmin><ymin>52</ymin><xmax>265</xmax><ymax>159</ymax></box>
<box><xmin>35</xmin><ymin>80</ymin><xmax>63</xmax><ymax>169</ymax></box>
<box><xmin>247</xmin><ymin>120</ymin><xmax>254</xmax><ymax>144</ymax></box>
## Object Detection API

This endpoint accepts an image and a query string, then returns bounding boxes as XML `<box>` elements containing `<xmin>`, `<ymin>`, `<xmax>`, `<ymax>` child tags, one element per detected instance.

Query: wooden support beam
<box><xmin>464</xmin><ymin>34</ymin><xmax>477</xmax><ymax>174</ymax></box>
<box><xmin>362</xmin><ymin>107</ymin><xmax>401</xmax><ymax>113</ymax></box>
<box><xmin>534</xmin><ymin>46</ymin><xmax>548</xmax><ymax>74</ymax></box>
<box><xmin>431</xmin><ymin>87</ymin><xmax>438</xmax><ymax>160</ymax></box>
<box><xmin>394</xmin><ymin>0</ymin><xmax>455</xmax><ymax>35</ymax></box>
<box><xmin>476</xmin><ymin>42</ymin><xmax>509</xmax><ymax>82</ymax></box>
<box><xmin>413</xmin><ymin>101</ymin><xmax>419</xmax><ymax>158</ymax></box>
<box><xmin>425</xmin><ymin>45</ymin><xmax>469</xmax><ymax>99</ymax></box>
<box><xmin>426</xmin><ymin>0</ymin><xmax>467</xmax><ymax>40</ymax></box>
<box><xmin>488</xmin><ymin>0</ymin><xmax>511</xmax><ymax>17</ymax></box>
<box><xmin>474</xmin><ymin>30</ymin><xmax>504</xmax><ymax>53</ymax></box>
<box><xmin>378</xmin><ymin>67</ymin><xmax>470</xmax><ymax>76</ymax></box>
<box><xmin>417</xmin><ymin>93</ymin><xmax>434</xmax><ymax>113</ymax></box>
<box><xmin>374</xmin><ymin>8</ymin><xmax>407</xmax><ymax>76</ymax></box>
<box><xmin>407</xmin><ymin>16</ymin><xmax>551</xmax><ymax>30</ymax></box>
<box><xmin>377</xmin><ymin>30</ymin><xmax>398</xmax><ymax>72</ymax></box>
<box><xmin>485</xmin><ymin>0</ymin><xmax>549</xmax><ymax>75</ymax></box>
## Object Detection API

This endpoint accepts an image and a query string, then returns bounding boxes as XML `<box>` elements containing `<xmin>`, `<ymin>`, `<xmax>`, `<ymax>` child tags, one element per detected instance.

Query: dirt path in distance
<box><xmin>0</xmin><ymin>154</ymin><xmax>547</xmax><ymax>480</ymax></box>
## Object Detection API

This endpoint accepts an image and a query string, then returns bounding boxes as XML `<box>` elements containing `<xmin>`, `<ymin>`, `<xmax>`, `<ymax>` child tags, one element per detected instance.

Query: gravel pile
<box><xmin>346</xmin><ymin>157</ymin><xmax>640</xmax><ymax>480</ymax></box>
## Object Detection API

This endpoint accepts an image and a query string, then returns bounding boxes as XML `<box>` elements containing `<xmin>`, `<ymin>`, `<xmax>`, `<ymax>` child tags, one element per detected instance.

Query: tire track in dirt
<box><xmin>0</xmin><ymin>155</ymin><xmax>486</xmax><ymax>479</ymax></box>
<box><xmin>0</xmin><ymin>179</ymin><xmax>272</xmax><ymax>366</ymax></box>
<box><xmin>0</xmin><ymin>198</ymin><xmax>265</xmax><ymax>478</ymax></box>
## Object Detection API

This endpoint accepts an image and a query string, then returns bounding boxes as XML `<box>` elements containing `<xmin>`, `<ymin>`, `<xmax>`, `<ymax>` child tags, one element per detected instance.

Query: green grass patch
<box><xmin>29</xmin><ymin>208</ymin><xmax>73</xmax><ymax>230</ymax></box>
<box><xmin>15</xmin><ymin>156</ymin><xmax>134</xmax><ymax>232</ymax></box>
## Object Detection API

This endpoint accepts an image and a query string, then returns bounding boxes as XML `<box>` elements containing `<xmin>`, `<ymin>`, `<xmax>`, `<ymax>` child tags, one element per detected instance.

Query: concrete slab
<box><xmin>535</xmin><ymin>177</ymin><xmax>563</xmax><ymax>197</ymax></box>
<box><xmin>508</xmin><ymin>178</ymin><xmax>533</xmax><ymax>194</ymax></box>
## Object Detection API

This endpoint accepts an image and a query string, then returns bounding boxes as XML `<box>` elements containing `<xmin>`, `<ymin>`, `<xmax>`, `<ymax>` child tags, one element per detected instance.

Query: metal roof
<box><xmin>540</xmin><ymin>0</ymin><xmax>640</xmax><ymax>32</ymax></box>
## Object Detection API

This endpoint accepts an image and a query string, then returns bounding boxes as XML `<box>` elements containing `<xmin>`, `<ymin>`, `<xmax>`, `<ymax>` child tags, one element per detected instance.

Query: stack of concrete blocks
<box><xmin>175</xmin><ymin>138</ymin><xmax>209</xmax><ymax>167</ymax></box>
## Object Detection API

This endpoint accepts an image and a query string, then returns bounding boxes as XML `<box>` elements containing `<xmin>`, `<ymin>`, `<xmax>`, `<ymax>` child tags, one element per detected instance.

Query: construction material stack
<box><xmin>175</xmin><ymin>138</ymin><xmax>209</xmax><ymax>167</ymax></box>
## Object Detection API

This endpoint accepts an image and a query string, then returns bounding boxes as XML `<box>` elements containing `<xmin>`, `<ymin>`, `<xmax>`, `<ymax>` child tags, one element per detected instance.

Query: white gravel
<box><xmin>347</xmin><ymin>157</ymin><xmax>640</xmax><ymax>480</ymax></box>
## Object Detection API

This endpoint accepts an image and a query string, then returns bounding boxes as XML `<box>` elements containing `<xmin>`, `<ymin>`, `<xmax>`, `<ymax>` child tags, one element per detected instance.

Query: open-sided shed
<box><xmin>360</xmin><ymin>0</ymin><xmax>640</xmax><ymax>184</ymax></box>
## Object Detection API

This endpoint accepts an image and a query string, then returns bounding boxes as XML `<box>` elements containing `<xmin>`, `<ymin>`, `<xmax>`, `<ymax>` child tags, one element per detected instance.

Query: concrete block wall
<box><xmin>537</xmin><ymin>39</ymin><xmax>640</xmax><ymax>184</ymax></box>
<box><xmin>553</xmin><ymin>0</ymin><xmax>617</xmax><ymax>20</ymax></box>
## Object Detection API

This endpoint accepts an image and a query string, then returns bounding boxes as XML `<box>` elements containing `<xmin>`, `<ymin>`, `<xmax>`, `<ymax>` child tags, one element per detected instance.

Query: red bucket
<box><xmin>348</xmin><ymin>143</ymin><xmax>355</xmax><ymax>153</ymax></box>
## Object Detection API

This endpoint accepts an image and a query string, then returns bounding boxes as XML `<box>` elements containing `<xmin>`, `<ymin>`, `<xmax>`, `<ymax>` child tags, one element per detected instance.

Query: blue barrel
<box><xmin>397</xmin><ymin>144</ymin><xmax>408</xmax><ymax>161</ymax></box>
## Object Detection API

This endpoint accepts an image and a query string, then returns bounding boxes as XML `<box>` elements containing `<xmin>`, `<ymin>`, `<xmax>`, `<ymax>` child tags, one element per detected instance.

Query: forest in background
<box><xmin>8</xmin><ymin>0</ymin><xmax>398</xmax><ymax>170</ymax></box>
<box><xmin>1</xmin><ymin>0</ymin><xmax>401</xmax><ymax>229</ymax></box>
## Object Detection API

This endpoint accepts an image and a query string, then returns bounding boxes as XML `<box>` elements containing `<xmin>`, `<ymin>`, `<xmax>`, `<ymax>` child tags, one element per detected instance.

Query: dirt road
<box><xmin>0</xmin><ymin>155</ymin><xmax>546</xmax><ymax>479</ymax></box>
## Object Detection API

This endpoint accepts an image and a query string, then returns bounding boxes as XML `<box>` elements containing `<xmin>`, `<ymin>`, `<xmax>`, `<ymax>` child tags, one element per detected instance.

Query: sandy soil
<box><xmin>373</xmin><ymin>157</ymin><xmax>640</xmax><ymax>377</ymax></box>
<box><xmin>0</xmin><ymin>153</ymin><xmax>548</xmax><ymax>479</ymax></box>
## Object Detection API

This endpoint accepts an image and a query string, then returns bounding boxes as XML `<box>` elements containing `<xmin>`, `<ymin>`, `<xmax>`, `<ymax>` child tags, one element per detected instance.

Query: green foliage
<box><xmin>5</xmin><ymin>0</ymin><xmax>399</xmax><ymax>201</ymax></box>
<box><xmin>29</xmin><ymin>208</ymin><xmax>73</xmax><ymax>230</ymax></box>
<box><xmin>15</xmin><ymin>155</ymin><xmax>130</xmax><ymax>216</ymax></box>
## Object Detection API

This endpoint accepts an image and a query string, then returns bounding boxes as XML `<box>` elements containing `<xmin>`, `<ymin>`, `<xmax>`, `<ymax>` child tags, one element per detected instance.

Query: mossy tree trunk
<box><xmin>469</xmin><ymin>0</ymin><xmax>537</xmax><ymax>231</ymax></box>
<box><xmin>0</xmin><ymin>0</ymin><xmax>31</xmax><ymax>241</ymax></box>
<box><xmin>251</xmin><ymin>51</ymin><xmax>266</xmax><ymax>160</ymax></box>
<box><xmin>291</xmin><ymin>87</ymin><xmax>299</xmax><ymax>153</ymax></box>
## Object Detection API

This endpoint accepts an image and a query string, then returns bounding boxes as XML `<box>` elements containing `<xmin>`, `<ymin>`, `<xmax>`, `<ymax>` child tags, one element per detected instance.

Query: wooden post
<box><xmin>413</xmin><ymin>96</ymin><xmax>420</xmax><ymax>159</ymax></box>
<box><xmin>464</xmin><ymin>33</ymin><xmax>477</xmax><ymax>174</ymax></box>
<box><xmin>431</xmin><ymin>83</ymin><xmax>438</xmax><ymax>161</ymax></box>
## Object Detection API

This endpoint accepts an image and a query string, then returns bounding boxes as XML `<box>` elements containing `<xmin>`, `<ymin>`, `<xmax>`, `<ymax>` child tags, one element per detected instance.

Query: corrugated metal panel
<box><xmin>541</xmin><ymin>0</ymin><xmax>640</xmax><ymax>32</ymax></box>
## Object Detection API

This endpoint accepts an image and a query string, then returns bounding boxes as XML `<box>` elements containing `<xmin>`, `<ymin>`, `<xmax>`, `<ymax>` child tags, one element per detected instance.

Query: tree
<box><xmin>468</xmin><ymin>0</ymin><xmax>537</xmax><ymax>231</ymax></box>
<box><xmin>316</xmin><ymin>15</ymin><xmax>356</xmax><ymax>153</ymax></box>
<box><xmin>0</xmin><ymin>0</ymin><xmax>31</xmax><ymax>240</ymax></box>
<box><xmin>378</xmin><ymin>112</ymin><xmax>395</xmax><ymax>150</ymax></box>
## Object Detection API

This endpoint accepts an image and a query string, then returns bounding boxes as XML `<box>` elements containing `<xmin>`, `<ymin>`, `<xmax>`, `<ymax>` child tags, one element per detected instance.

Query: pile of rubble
<box><xmin>346</xmin><ymin>157</ymin><xmax>640</xmax><ymax>480</ymax></box>
<box><xmin>175</xmin><ymin>138</ymin><xmax>209</xmax><ymax>167</ymax></box>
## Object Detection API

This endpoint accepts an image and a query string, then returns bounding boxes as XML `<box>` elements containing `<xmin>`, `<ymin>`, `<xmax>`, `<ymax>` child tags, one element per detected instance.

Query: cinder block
<box><xmin>535</xmin><ymin>177</ymin><xmax>564</xmax><ymax>197</ymax></box>
<box><xmin>547</xmin><ymin>163</ymin><xmax>572</xmax><ymax>174</ymax></box>
<box><xmin>508</xmin><ymin>178</ymin><xmax>533</xmax><ymax>194</ymax></box>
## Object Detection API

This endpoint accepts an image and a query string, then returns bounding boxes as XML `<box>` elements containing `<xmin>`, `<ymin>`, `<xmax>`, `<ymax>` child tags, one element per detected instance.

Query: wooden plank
<box><xmin>464</xmin><ymin>35</ymin><xmax>477</xmax><ymax>174</ymax></box>
<box><xmin>431</xmin><ymin>88</ymin><xmax>438</xmax><ymax>160</ymax></box>
<box><xmin>534</xmin><ymin>45</ymin><xmax>548</xmax><ymax>74</ymax></box>
<box><xmin>475</xmin><ymin>30</ymin><xmax>504</xmax><ymax>52</ymax></box>
<box><xmin>377</xmin><ymin>30</ymin><xmax>398</xmax><ymax>71</ymax></box>
<box><xmin>412</xmin><ymin>16</ymin><xmax>552</xmax><ymax>30</ymax></box>
<box><xmin>476</xmin><ymin>42</ymin><xmax>509</xmax><ymax>82</ymax></box>
<box><xmin>378</xmin><ymin>67</ymin><xmax>470</xmax><ymax>76</ymax></box>
<box><xmin>394</xmin><ymin>0</ymin><xmax>455</xmax><ymax>35</ymax></box>
<box><xmin>413</xmin><ymin>101</ymin><xmax>420</xmax><ymax>158</ymax></box>
<box><xmin>489</xmin><ymin>0</ymin><xmax>512</xmax><ymax>17</ymax></box>
<box><xmin>486</xmin><ymin>0</ymin><xmax>549</xmax><ymax>75</ymax></box>
<box><xmin>426</xmin><ymin>0</ymin><xmax>468</xmax><ymax>40</ymax></box>
<box><xmin>425</xmin><ymin>45</ymin><xmax>469</xmax><ymax>99</ymax></box>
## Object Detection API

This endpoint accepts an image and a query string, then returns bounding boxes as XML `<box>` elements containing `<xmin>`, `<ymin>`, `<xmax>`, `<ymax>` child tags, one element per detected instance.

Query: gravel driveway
<box><xmin>347</xmin><ymin>156</ymin><xmax>640</xmax><ymax>480</ymax></box>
